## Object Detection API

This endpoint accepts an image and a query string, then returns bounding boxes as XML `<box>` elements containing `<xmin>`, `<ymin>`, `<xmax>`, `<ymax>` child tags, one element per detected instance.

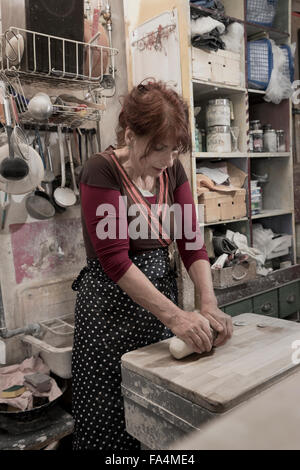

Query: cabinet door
<box><xmin>253</xmin><ymin>291</ymin><xmax>278</xmax><ymax>318</ymax></box>
<box><xmin>224</xmin><ymin>299</ymin><xmax>253</xmax><ymax>317</ymax></box>
<box><xmin>279</xmin><ymin>283</ymin><xmax>300</xmax><ymax>318</ymax></box>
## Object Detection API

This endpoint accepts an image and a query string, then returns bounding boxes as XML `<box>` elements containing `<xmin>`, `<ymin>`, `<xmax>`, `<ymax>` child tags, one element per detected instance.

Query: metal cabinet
<box><xmin>224</xmin><ymin>299</ymin><xmax>253</xmax><ymax>317</ymax></box>
<box><xmin>252</xmin><ymin>291</ymin><xmax>279</xmax><ymax>318</ymax></box>
<box><xmin>278</xmin><ymin>282</ymin><xmax>300</xmax><ymax>318</ymax></box>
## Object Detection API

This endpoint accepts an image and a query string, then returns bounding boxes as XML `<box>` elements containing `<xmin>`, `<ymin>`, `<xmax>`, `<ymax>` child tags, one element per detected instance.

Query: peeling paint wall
<box><xmin>0</xmin><ymin>0</ymin><xmax>128</xmax><ymax>364</ymax></box>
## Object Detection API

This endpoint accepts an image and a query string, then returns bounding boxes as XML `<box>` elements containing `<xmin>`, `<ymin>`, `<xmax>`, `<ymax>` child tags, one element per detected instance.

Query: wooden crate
<box><xmin>192</xmin><ymin>47</ymin><xmax>242</xmax><ymax>86</ymax></box>
<box><xmin>198</xmin><ymin>189</ymin><xmax>247</xmax><ymax>223</ymax></box>
<box><xmin>212</xmin><ymin>259</ymin><xmax>257</xmax><ymax>289</ymax></box>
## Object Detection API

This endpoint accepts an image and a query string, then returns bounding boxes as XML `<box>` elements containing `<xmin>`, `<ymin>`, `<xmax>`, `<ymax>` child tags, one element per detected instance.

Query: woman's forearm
<box><xmin>188</xmin><ymin>259</ymin><xmax>218</xmax><ymax>308</ymax></box>
<box><xmin>117</xmin><ymin>264</ymin><xmax>181</xmax><ymax>328</ymax></box>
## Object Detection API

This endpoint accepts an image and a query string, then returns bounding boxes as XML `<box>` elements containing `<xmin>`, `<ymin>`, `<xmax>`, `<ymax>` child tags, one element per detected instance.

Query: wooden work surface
<box><xmin>170</xmin><ymin>369</ymin><xmax>300</xmax><ymax>450</ymax></box>
<box><xmin>121</xmin><ymin>314</ymin><xmax>300</xmax><ymax>412</ymax></box>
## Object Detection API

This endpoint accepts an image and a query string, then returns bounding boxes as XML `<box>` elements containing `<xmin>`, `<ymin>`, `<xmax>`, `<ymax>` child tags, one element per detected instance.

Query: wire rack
<box><xmin>1</xmin><ymin>26</ymin><xmax>118</xmax><ymax>90</ymax></box>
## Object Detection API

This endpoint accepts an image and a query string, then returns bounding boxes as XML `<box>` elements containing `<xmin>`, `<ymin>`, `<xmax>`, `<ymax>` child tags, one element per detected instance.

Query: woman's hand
<box><xmin>169</xmin><ymin>310</ymin><xmax>214</xmax><ymax>354</ymax></box>
<box><xmin>200</xmin><ymin>304</ymin><xmax>233</xmax><ymax>347</ymax></box>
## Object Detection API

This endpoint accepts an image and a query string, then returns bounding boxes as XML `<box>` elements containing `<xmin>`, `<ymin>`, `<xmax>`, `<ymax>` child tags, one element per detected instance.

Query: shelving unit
<box><xmin>123</xmin><ymin>0</ymin><xmax>299</xmax><ymax>315</ymax></box>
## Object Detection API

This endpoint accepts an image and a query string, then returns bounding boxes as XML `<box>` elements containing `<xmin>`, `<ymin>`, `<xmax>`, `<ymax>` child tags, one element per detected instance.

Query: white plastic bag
<box><xmin>264</xmin><ymin>40</ymin><xmax>295</xmax><ymax>104</ymax></box>
<box><xmin>221</xmin><ymin>22</ymin><xmax>244</xmax><ymax>54</ymax></box>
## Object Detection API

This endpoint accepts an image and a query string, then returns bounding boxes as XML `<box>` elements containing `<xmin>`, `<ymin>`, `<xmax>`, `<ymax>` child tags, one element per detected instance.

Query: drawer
<box><xmin>224</xmin><ymin>299</ymin><xmax>253</xmax><ymax>317</ymax></box>
<box><xmin>279</xmin><ymin>282</ymin><xmax>300</xmax><ymax>318</ymax></box>
<box><xmin>253</xmin><ymin>290</ymin><xmax>278</xmax><ymax>318</ymax></box>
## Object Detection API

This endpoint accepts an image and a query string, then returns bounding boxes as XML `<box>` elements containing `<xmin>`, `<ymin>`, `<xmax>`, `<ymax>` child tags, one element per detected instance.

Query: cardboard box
<box><xmin>192</xmin><ymin>47</ymin><xmax>242</xmax><ymax>86</ymax></box>
<box><xmin>198</xmin><ymin>189</ymin><xmax>247</xmax><ymax>223</ymax></box>
<box><xmin>212</xmin><ymin>259</ymin><xmax>257</xmax><ymax>289</ymax></box>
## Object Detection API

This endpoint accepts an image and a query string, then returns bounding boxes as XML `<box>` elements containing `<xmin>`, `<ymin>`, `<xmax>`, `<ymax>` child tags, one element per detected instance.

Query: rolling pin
<box><xmin>169</xmin><ymin>328</ymin><xmax>218</xmax><ymax>360</ymax></box>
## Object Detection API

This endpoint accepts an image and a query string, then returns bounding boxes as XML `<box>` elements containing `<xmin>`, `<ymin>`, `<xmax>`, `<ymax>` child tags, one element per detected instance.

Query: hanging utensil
<box><xmin>89</xmin><ymin>130</ymin><xmax>96</xmax><ymax>155</ymax></box>
<box><xmin>0</xmin><ymin>82</ymin><xmax>29</xmax><ymax>181</ymax></box>
<box><xmin>25</xmin><ymin>185</ymin><xmax>55</xmax><ymax>220</ymax></box>
<box><xmin>0</xmin><ymin>143</ymin><xmax>44</xmax><ymax>195</ymax></box>
<box><xmin>43</xmin><ymin>130</ymin><xmax>55</xmax><ymax>182</ymax></box>
<box><xmin>66</xmin><ymin>132</ymin><xmax>79</xmax><ymax>197</ymax></box>
<box><xmin>53</xmin><ymin>126</ymin><xmax>76</xmax><ymax>208</ymax></box>
<box><xmin>10</xmin><ymin>95</ymin><xmax>30</xmax><ymax>163</ymax></box>
<box><xmin>0</xmin><ymin>191</ymin><xmax>10</xmax><ymax>230</ymax></box>
<box><xmin>73</xmin><ymin>129</ymin><xmax>83</xmax><ymax>178</ymax></box>
<box><xmin>35</xmin><ymin>128</ymin><xmax>54</xmax><ymax>183</ymax></box>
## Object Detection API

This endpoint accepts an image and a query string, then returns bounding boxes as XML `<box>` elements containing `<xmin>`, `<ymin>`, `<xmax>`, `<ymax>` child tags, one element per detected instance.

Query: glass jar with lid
<box><xmin>263</xmin><ymin>129</ymin><xmax>277</xmax><ymax>153</ymax></box>
<box><xmin>206</xmin><ymin>99</ymin><xmax>231</xmax><ymax>128</ymax></box>
<box><xmin>250</xmin><ymin>120</ymin><xmax>261</xmax><ymax>131</ymax></box>
<box><xmin>276</xmin><ymin>130</ymin><xmax>286</xmax><ymax>152</ymax></box>
<box><xmin>251</xmin><ymin>130</ymin><xmax>263</xmax><ymax>152</ymax></box>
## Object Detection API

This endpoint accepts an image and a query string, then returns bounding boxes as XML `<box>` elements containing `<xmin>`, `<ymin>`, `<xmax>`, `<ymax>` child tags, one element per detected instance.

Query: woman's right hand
<box><xmin>169</xmin><ymin>310</ymin><xmax>213</xmax><ymax>354</ymax></box>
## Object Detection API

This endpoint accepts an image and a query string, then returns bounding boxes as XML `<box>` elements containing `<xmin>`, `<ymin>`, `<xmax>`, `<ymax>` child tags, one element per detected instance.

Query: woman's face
<box><xmin>126</xmin><ymin>130</ymin><xmax>179</xmax><ymax>177</ymax></box>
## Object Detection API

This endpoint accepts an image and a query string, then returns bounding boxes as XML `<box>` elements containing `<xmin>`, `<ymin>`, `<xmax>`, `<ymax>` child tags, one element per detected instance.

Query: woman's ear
<box><xmin>125</xmin><ymin>128</ymin><xmax>135</xmax><ymax>147</ymax></box>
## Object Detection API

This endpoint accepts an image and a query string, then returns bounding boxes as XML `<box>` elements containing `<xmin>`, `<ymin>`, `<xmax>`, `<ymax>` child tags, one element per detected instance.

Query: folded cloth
<box><xmin>213</xmin><ymin>236</ymin><xmax>238</xmax><ymax>256</ymax></box>
<box><xmin>0</xmin><ymin>356</ymin><xmax>62</xmax><ymax>411</ymax></box>
<box><xmin>192</xmin><ymin>32</ymin><xmax>226</xmax><ymax>51</ymax></box>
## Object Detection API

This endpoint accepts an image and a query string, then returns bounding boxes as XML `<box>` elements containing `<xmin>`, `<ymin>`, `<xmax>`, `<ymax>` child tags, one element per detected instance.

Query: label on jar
<box><xmin>207</xmin><ymin>131</ymin><xmax>231</xmax><ymax>152</ymax></box>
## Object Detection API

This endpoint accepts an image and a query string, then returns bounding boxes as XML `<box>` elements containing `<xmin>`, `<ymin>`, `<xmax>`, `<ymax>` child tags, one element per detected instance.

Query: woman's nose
<box><xmin>165</xmin><ymin>151</ymin><xmax>177</xmax><ymax>167</ymax></box>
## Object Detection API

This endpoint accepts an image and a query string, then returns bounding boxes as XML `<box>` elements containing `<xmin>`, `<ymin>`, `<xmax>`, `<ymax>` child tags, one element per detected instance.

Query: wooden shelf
<box><xmin>192</xmin><ymin>79</ymin><xmax>246</xmax><ymax>98</ymax></box>
<box><xmin>251</xmin><ymin>210</ymin><xmax>293</xmax><ymax>220</ymax></box>
<box><xmin>248</xmin><ymin>88</ymin><xmax>266</xmax><ymax>95</ymax></box>
<box><xmin>250</xmin><ymin>152</ymin><xmax>290</xmax><ymax>158</ymax></box>
<box><xmin>194</xmin><ymin>152</ymin><xmax>248</xmax><ymax>159</ymax></box>
<box><xmin>200</xmin><ymin>217</ymin><xmax>249</xmax><ymax>227</ymax></box>
<box><xmin>245</xmin><ymin>21</ymin><xmax>290</xmax><ymax>41</ymax></box>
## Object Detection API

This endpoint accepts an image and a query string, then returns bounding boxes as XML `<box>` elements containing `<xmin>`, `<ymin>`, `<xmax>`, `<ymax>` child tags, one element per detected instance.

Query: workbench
<box><xmin>121</xmin><ymin>313</ymin><xmax>300</xmax><ymax>450</ymax></box>
<box><xmin>170</xmin><ymin>369</ymin><xmax>300</xmax><ymax>450</ymax></box>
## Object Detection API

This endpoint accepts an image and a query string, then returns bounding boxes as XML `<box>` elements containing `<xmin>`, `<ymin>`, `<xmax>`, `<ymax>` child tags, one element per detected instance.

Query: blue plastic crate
<box><xmin>248</xmin><ymin>39</ymin><xmax>273</xmax><ymax>90</ymax></box>
<box><xmin>247</xmin><ymin>0</ymin><xmax>278</xmax><ymax>27</ymax></box>
<box><xmin>280</xmin><ymin>45</ymin><xmax>295</xmax><ymax>83</ymax></box>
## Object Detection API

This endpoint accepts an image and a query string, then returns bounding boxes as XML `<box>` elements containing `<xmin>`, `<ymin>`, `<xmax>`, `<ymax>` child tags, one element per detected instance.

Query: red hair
<box><xmin>116</xmin><ymin>80</ymin><xmax>191</xmax><ymax>156</ymax></box>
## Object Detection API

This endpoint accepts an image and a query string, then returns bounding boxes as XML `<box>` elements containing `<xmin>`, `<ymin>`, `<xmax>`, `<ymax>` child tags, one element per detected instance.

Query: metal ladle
<box><xmin>53</xmin><ymin>125</ymin><xmax>76</xmax><ymax>208</ymax></box>
<box><xmin>0</xmin><ymin>83</ymin><xmax>29</xmax><ymax>181</ymax></box>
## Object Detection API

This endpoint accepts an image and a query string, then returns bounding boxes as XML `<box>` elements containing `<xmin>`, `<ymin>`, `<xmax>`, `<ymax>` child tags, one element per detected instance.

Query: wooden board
<box><xmin>170</xmin><ymin>369</ymin><xmax>300</xmax><ymax>450</ymax></box>
<box><xmin>121</xmin><ymin>313</ymin><xmax>300</xmax><ymax>412</ymax></box>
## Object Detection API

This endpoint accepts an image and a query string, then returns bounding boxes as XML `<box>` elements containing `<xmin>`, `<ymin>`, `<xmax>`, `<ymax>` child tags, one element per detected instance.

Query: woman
<box><xmin>71</xmin><ymin>80</ymin><xmax>233</xmax><ymax>450</ymax></box>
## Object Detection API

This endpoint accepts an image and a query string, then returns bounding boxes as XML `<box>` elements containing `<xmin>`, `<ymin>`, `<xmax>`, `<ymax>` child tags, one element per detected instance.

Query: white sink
<box><xmin>22</xmin><ymin>314</ymin><xmax>74</xmax><ymax>379</ymax></box>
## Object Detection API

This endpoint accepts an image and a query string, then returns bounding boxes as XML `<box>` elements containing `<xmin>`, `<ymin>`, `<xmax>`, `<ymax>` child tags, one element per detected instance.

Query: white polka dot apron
<box><xmin>71</xmin><ymin>247</ymin><xmax>178</xmax><ymax>450</ymax></box>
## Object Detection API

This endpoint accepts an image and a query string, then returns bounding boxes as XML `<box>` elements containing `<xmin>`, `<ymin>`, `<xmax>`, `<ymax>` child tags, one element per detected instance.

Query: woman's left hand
<box><xmin>200</xmin><ymin>304</ymin><xmax>233</xmax><ymax>347</ymax></box>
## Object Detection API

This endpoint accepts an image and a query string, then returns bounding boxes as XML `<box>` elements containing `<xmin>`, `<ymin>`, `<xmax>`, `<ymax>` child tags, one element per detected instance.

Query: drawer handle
<box><xmin>261</xmin><ymin>302</ymin><xmax>273</xmax><ymax>313</ymax></box>
<box><xmin>286</xmin><ymin>295</ymin><xmax>296</xmax><ymax>304</ymax></box>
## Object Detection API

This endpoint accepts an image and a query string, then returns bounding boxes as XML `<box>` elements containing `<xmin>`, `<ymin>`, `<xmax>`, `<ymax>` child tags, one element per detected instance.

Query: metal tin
<box><xmin>207</xmin><ymin>125</ymin><xmax>231</xmax><ymax>153</ymax></box>
<box><xmin>206</xmin><ymin>99</ymin><xmax>231</xmax><ymax>127</ymax></box>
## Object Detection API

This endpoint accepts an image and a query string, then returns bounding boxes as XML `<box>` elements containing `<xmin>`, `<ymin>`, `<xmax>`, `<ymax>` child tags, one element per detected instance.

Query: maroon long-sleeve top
<box><xmin>80</xmin><ymin>147</ymin><xmax>209</xmax><ymax>283</ymax></box>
